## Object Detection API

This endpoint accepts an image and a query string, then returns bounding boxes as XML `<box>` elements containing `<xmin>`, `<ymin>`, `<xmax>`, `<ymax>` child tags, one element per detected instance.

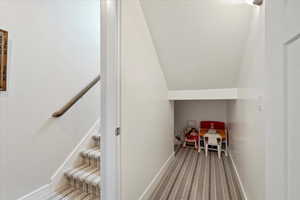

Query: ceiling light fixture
<box><xmin>252</xmin><ymin>0</ymin><xmax>263</xmax><ymax>6</ymax></box>
<box><xmin>223</xmin><ymin>0</ymin><xmax>263</xmax><ymax>6</ymax></box>
<box><xmin>225</xmin><ymin>0</ymin><xmax>263</xmax><ymax>6</ymax></box>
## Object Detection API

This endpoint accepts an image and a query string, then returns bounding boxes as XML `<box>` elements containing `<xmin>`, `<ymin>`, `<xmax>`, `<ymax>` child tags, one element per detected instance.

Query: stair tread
<box><xmin>46</xmin><ymin>187</ymin><xmax>99</xmax><ymax>200</ymax></box>
<box><xmin>60</xmin><ymin>189</ymin><xmax>82</xmax><ymax>200</ymax></box>
<box><xmin>83</xmin><ymin>194</ymin><xmax>99</xmax><ymax>200</ymax></box>
<box><xmin>93</xmin><ymin>134</ymin><xmax>101</xmax><ymax>139</ymax></box>
<box><xmin>85</xmin><ymin>171</ymin><xmax>101</xmax><ymax>186</ymax></box>
<box><xmin>81</xmin><ymin>148</ymin><xmax>101</xmax><ymax>159</ymax></box>
<box><xmin>92</xmin><ymin>135</ymin><xmax>100</xmax><ymax>140</ymax></box>
<box><xmin>49</xmin><ymin>135</ymin><xmax>101</xmax><ymax>199</ymax></box>
<box><xmin>72</xmin><ymin>193</ymin><xmax>90</xmax><ymax>200</ymax></box>
<box><xmin>46</xmin><ymin>187</ymin><xmax>74</xmax><ymax>200</ymax></box>
<box><xmin>65</xmin><ymin>164</ymin><xmax>100</xmax><ymax>186</ymax></box>
<box><xmin>65</xmin><ymin>164</ymin><xmax>90</xmax><ymax>177</ymax></box>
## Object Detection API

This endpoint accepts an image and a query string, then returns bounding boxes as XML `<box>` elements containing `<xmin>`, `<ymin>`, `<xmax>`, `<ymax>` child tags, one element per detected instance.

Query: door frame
<box><xmin>100</xmin><ymin>0</ymin><xmax>121</xmax><ymax>199</ymax></box>
<box><xmin>265</xmin><ymin>0</ymin><xmax>287</xmax><ymax>199</ymax></box>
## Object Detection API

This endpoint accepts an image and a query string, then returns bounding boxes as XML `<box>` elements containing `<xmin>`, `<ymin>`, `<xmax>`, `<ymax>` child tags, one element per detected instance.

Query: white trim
<box><xmin>16</xmin><ymin>184</ymin><xmax>51</xmax><ymax>200</ymax></box>
<box><xmin>168</xmin><ymin>88</ymin><xmax>238</xmax><ymax>100</ymax></box>
<box><xmin>265</xmin><ymin>0</ymin><xmax>287</xmax><ymax>199</ymax></box>
<box><xmin>229</xmin><ymin>151</ymin><xmax>248</xmax><ymax>200</ymax></box>
<box><xmin>51</xmin><ymin>119</ymin><xmax>100</xmax><ymax>188</ymax></box>
<box><xmin>100</xmin><ymin>0</ymin><xmax>121</xmax><ymax>199</ymax></box>
<box><xmin>138</xmin><ymin>152</ymin><xmax>175</xmax><ymax>200</ymax></box>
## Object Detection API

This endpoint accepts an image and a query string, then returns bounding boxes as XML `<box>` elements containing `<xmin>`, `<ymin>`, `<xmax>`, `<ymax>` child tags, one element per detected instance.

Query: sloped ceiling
<box><xmin>140</xmin><ymin>0</ymin><xmax>253</xmax><ymax>90</ymax></box>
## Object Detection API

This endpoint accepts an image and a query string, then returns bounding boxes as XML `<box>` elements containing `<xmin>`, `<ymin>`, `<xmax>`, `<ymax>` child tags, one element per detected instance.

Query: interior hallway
<box><xmin>149</xmin><ymin>148</ymin><xmax>243</xmax><ymax>200</ymax></box>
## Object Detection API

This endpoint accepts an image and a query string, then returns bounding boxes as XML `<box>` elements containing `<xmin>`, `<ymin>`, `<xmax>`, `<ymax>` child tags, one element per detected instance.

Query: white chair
<box><xmin>204</xmin><ymin>134</ymin><xmax>222</xmax><ymax>159</ymax></box>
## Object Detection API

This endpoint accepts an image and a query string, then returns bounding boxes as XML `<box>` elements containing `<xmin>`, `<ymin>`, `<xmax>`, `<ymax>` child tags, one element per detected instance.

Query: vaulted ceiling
<box><xmin>140</xmin><ymin>0</ymin><xmax>253</xmax><ymax>90</ymax></box>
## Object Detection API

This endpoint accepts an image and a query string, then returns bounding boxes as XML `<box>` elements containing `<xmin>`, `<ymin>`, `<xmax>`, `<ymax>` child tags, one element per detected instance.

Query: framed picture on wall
<box><xmin>0</xmin><ymin>29</ymin><xmax>8</xmax><ymax>91</ymax></box>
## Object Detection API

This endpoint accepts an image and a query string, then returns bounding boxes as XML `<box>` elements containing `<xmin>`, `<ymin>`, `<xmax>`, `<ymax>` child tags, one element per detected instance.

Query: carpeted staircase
<box><xmin>45</xmin><ymin>135</ymin><xmax>101</xmax><ymax>200</ymax></box>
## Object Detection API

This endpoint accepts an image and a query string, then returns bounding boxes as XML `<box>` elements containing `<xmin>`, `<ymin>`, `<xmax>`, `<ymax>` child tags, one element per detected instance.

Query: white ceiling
<box><xmin>140</xmin><ymin>0</ymin><xmax>253</xmax><ymax>90</ymax></box>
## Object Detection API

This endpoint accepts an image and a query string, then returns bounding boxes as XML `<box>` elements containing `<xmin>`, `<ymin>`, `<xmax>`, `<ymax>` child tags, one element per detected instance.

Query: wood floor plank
<box><xmin>217</xmin><ymin>155</ymin><xmax>231</xmax><ymax>200</ymax></box>
<box><xmin>223</xmin><ymin>156</ymin><xmax>240</xmax><ymax>200</ymax></box>
<box><xmin>157</xmin><ymin>149</ymin><xmax>189</xmax><ymax>200</ymax></box>
<box><xmin>225</xmin><ymin>156</ymin><xmax>244</xmax><ymax>200</ymax></box>
<box><xmin>189</xmin><ymin>151</ymin><xmax>206</xmax><ymax>200</ymax></box>
<box><xmin>201</xmin><ymin>151</ymin><xmax>210</xmax><ymax>200</ymax></box>
<box><xmin>149</xmin><ymin>148</ymin><xmax>243</xmax><ymax>200</ymax></box>
<box><xmin>176</xmin><ymin>150</ymin><xmax>198</xmax><ymax>200</ymax></box>
<box><xmin>210</xmin><ymin>153</ymin><xmax>217</xmax><ymax>200</ymax></box>
<box><xmin>168</xmin><ymin>149</ymin><xmax>193</xmax><ymax>199</ymax></box>
<box><xmin>149</xmin><ymin>149</ymin><xmax>185</xmax><ymax>200</ymax></box>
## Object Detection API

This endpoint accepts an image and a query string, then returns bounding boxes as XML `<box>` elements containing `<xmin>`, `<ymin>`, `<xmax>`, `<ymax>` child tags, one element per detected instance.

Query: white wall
<box><xmin>0</xmin><ymin>97</ymin><xmax>4</xmax><ymax>199</ymax></box>
<box><xmin>140</xmin><ymin>0</ymin><xmax>253</xmax><ymax>90</ymax></box>
<box><xmin>168</xmin><ymin>88</ymin><xmax>238</xmax><ymax>100</ymax></box>
<box><xmin>227</xmin><ymin>5</ymin><xmax>266</xmax><ymax>200</ymax></box>
<box><xmin>264</xmin><ymin>0</ymin><xmax>286</xmax><ymax>199</ymax></box>
<box><xmin>175</xmin><ymin>100</ymin><xmax>228</xmax><ymax>137</ymax></box>
<box><xmin>0</xmin><ymin>1</ymin><xmax>100</xmax><ymax>199</ymax></box>
<box><xmin>121</xmin><ymin>0</ymin><xmax>173</xmax><ymax>199</ymax></box>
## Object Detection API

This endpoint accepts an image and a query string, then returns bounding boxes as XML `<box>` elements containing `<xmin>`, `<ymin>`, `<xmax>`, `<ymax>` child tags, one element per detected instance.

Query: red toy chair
<box><xmin>199</xmin><ymin>121</ymin><xmax>228</xmax><ymax>156</ymax></box>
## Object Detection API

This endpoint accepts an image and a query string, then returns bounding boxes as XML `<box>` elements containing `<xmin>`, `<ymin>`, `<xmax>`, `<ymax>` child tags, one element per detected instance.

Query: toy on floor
<box><xmin>183</xmin><ymin>128</ymin><xmax>199</xmax><ymax>150</ymax></box>
<box><xmin>199</xmin><ymin>121</ymin><xmax>228</xmax><ymax>156</ymax></box>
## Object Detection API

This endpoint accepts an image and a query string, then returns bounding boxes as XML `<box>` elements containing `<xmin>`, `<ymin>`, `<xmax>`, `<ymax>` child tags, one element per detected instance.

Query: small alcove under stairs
<box><xmin>170</xmin><ymin>89</ymin><xmax>237</xmax><ymax>152</ymax></box>
<box><xmin>157</xmin><ymin>88</ymin><xmax>245</xmax><ymax>200</ymax></box>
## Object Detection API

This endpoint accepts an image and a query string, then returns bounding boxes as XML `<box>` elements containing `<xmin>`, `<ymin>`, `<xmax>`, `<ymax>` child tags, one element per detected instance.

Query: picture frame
<box><xmin>0</xmin><ymin>29</ymin><xmax>8</xmax><ymax>91</ymax></box>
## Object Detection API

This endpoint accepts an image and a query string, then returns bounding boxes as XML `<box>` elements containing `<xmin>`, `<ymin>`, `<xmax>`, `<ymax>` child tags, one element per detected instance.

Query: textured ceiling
<box><xmin>140</xmin><ymin>0</ymin><xmax>253</xmax><ymax>90</ymax></box>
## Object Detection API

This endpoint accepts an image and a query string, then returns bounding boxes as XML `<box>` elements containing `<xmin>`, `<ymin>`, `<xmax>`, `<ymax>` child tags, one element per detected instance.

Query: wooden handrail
<box><xmin>52</xmin><ymin>75</ymin><xmax>101</xmax><ymax>118</ymax></box>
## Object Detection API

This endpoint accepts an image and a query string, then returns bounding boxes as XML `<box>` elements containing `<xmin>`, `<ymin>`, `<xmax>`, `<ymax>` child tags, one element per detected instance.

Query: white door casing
<box><xmin>284</xmin><ymin>1</ymin><xmax>300</xmax><ymax>199</ymax></box>
<box><xmin>100</xmin><ymin>0</ymin><xmax>121</xmax><ymax>200</ymax></box>
<box><xmin>285</xmin><ymin>35</ymin><xmax>300</xmax><ymax>200</ymax></box>
<box><xmin>266</xmin><ymin>0</ymin><xmax>300</xmax><ymax>199</ymax></box>
<box><xmin>0</xmin><ymin>95</ymin><xmax>5</xmax><ymax>199</ymax></box>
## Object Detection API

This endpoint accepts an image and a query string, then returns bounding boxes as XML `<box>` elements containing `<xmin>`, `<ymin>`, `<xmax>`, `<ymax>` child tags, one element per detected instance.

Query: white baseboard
<box><xmin>138</xmin><ymin>152</ymin><xmax>175</xmax><ymax>200</ymax></box>
<box><xmin>16</xmin><ymin>184</ymin><xmax>51</xmax><ymax>200</ymax></box>
<box><xmin>228</xmin><ymin>151</ymin><xmax>248</xmax><ymax>200</ymax></box>
<box><xmin>51</xmin><ymin>119</ymin><xmax>100</xmax><ymax>188</ymax></box>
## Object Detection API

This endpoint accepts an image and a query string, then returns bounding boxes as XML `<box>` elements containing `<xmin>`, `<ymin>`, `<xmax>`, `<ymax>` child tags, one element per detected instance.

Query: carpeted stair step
<box><xmin>45</xmin><ymin>186</ymin><xmax>100</xmax><ymax>200</ymax></box>
<box><xmin>46</xmin><ymin>135</ymin><xmax>101</xmax><ymax>200</ymax></box>
<box><xmin>45</xmin><ymin>186</ymin><xmax>73</xmax><ymax>200</ymax></box>
<box><xmin>81</xmin><ymin>147</ymin><xmax>101</xmax><ymax>168</ymax></box>
<box><xmin>64</xmin><ymin>164</ymin><xmax>100</xmax><ymax>196</ymax></box>
<box><xmin>92</xmin><ymin>135</ymin><xmax>101</xmax><ymax>147</ymax></box>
